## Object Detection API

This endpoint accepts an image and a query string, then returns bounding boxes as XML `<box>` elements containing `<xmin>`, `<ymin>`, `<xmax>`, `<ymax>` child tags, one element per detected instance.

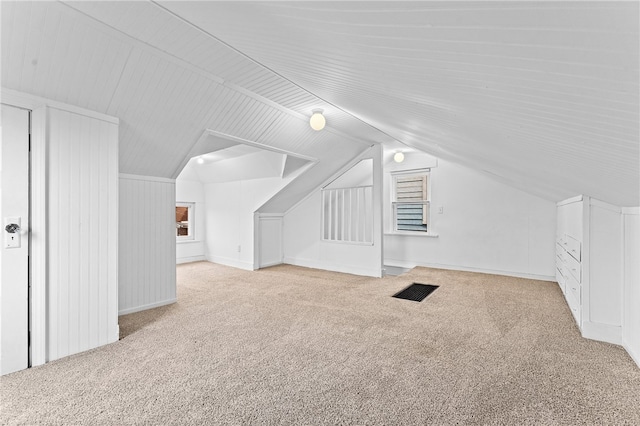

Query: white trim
<box><xmin>283</xmin><ymin>256</ymin><xmax>382</xmax><ymax>278</ymax></box>
<box><xmin>624</xmin><ymin>341</ymin><xmax>640</xmax><ymax>368</ymax></box>
<box><xmin>389</xmin><ymin>168</ymin><xmax>431</xmax><ymax>177</ymax></box>
<box><xmin>590</xmin><ymin>197</ymin><xmax>622</xmax><ymax>213</ymax></box>
<box><xmin>384</xmin><ymin>232</ymin><xmax>439</xmax><ymax>238</ymax></box>
<box><xmin>206</xmin><ymin>255</ymin><xmax>255</xmax><ymax>271</ymax></box>
<box><xmin>119</xmin><ymin>173</ymin><xmax>176</xmax><ymax>184</ymax></box>
<box><xmin>30</xmin><ymin>106</ymin><xmax>47</xmax><ymax>366</ymax></box>
<box><xmin>176</xmin><ymin>239</ymin><xmax>202</xmax><ymax>244</ymax></box>
<box><xmin>384</xmin><ymin>258</ymin><xmax>556</xmax><ymax>282</ymax></box>
<box><xmin>621</xmin><ymin>207</ymin><xmax>640</xmax><ymax>215</ymax></box>
<box><xmin>582</xmin><ymin>322</ymin><xmax>623</xmax><ymax>345</ymax></box>
<box><xmin>204</xmin><ymin>130</ymin><xmax>318</xmax><ymax>162</ymax></box>
<box><xmin>118</xmin><ymin>298</ymin><xmax>177</xmax><ymax>316</ymax></box>
<box><xmin>1</xmin><ymin>88</ymin><xmax>118</xmax><ymax>124</ymax></box>
<box><xmin>256</xmin><ymin>213</ymin><xmax>284</xmax><ymax>218</ymax></box>
<box><xmin>176</xmin><ymin>255</ymin><xmax>206</xmax><ymax>265</ymax></box>
<box><xmin>556</xmin><ymin>194</ymin><xmax>584</xmax><ymax>207</ymax></box>
<box><xmin>259</xmin><ymin>260</ymin><xmax>283</xmax><ymax>268</ymax></box>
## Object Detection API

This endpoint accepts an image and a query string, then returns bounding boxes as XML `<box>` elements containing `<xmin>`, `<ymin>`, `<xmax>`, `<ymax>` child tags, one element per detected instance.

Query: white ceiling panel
<box><xmin>2</xmin><ymin>1</ymin><xmax>637</xmax><ymax>208</ymax></box>
<box><xmin>1</xmin><ymin>1</ymin><xmax>131</xmax><ymax>113</ymax></box>
<box><xmin>159</xmin><ymin>1</ymin><xmax>639</xmax><ymax>206</ymax></box>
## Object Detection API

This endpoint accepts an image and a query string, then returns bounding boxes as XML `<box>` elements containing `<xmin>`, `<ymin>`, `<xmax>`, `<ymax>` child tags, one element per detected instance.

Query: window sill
<box><xmin>176</xmin><ymin>239</ymin><xmax>201</xmax><ymax>244</ymax></box>
<box><xmin>384</xmin><ymin>232</ymin><xmax>439</xmax><ymax>238</ymax></box>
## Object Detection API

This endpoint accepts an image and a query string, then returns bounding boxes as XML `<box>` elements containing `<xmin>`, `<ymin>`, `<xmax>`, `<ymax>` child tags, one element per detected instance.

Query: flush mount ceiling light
<box><xmin>309</xmin><ymin>109</ymin><xmax>326</xmax><ymax>131</ymax></box>
<box><xmin>394</xmin><ymin>152</ymin><xmax>405</xmax><ymax>163</ymax></box>
<box><xmin>197</xmin><ymin>156</ymin><xmax>205</xmax><ymax>164</ymax></box>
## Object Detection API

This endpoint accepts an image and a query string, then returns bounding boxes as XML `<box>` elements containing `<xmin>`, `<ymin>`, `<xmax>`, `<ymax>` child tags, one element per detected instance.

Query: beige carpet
<box><xmin>2</xmin><ymin>262</ymin><xmax>639</xmax><ymax>425</ymax></box>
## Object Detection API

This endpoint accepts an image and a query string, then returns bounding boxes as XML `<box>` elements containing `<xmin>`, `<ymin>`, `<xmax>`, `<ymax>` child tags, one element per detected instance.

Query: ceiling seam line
<box><xmin>57</xmin><ymin>0</ymin><xmax>377</xmax><ymax>148</ymax></box>
<box><xmin>148</xmin><ymin>0</ymin><xmax>408</xmax><ymax>147</ymax></box>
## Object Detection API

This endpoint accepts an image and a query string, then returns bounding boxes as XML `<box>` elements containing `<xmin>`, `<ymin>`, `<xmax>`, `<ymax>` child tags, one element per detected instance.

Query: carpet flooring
<box><xmin>2</xmin><ymin>262</ymin><xmax>639</xmax><ymax>425</ymax></box>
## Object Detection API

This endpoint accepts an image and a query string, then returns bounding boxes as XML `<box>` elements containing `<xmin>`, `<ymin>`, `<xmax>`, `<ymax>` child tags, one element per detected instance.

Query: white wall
<box><xmin>47</xmin><ymin>107</ymin><xmax>119</xmax><ymax>361</ymax></box>
<box><xmin>384</xmin><ymin>154</ymin><xmax>557</xmax><ymax>280</ymax></box>
<box><xmin>119</xmin><ymin>175</ymin><xmax>176</xmax><ymax>315</ymax></box>
<box><xmin>176</xmin><ymin>179</ymin><xmax>206</xmax><ymax>264</ymax></box>
<box><xmin>204</xmin><ymin>177</ymin><xmax>293</xmax><ymax>270</ymax></box>
<box><xmin>623</xmin><ymin>209</ymin><xmax>640</xmax><ymax>366</ymax></box>
<box><xmin>283</xmin><ymin>146</ymin><xmax>383</xmax><ymax>277</ymax></box>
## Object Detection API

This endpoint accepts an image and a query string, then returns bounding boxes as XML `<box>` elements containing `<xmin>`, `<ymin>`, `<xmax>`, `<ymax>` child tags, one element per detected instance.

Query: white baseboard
<box><xmin>206</xmin><ymin>255</ymin><xmax>255</xmax><ymax>271</ymax></box>
<box><xmin>384</xmin><ymin>258</ymin><xmax>556</xmax><ymax>282</ymax></box>
<box><xmin>623</xmin><ymin>340</ymin><xmax>640</xmax><ymax>368</ymax></box>
<box><xmin>118</xmin><ymin>298</ymin><xmax>177</xmax><ymax>316</ymax></box>
<box><xmin>176</xmin><ymin>255</ymin><xmax>206</xmax><ymax>265</ymax></box>
<box><xmin>259</xmin><ymin>260</ymin><xmax>283</xmax><ymax>268</ymax></box>
<box><xmin>582</xmin><ymin>321</ymin><xmax>623</xmax><ymax>345</ymax></box>
<box><xmin>283</xmin><ymin>256</ymin><xmax>382</xmax><ymax>278</ymax></box>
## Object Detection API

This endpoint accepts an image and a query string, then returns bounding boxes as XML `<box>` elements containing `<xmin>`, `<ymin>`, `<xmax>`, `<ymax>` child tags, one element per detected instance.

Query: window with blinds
<box><xmin>392</xmin><ymin>171</ymin><xmax>429</xmax><ymax>232</ymax></box>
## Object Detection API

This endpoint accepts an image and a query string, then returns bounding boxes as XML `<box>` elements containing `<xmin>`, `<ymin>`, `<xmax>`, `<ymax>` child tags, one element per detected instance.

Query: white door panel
<box><xmin>0</xmin><ymin>104</ymin><xmax>30</xmax><ymax>375</ymax></box>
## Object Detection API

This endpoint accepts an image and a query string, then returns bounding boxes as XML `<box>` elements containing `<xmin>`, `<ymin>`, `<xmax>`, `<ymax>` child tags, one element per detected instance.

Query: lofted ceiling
<box><xmin>2</xmin><ymin>1</ymin><xmax>639</xmax><ymax>208</ymax></box>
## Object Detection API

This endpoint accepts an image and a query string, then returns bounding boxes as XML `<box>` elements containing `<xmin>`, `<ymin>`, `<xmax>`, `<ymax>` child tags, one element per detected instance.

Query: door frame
<box><xmin>2</xmin><ymin>88</ymin><xmax>122</xmax><ymax>367</ymax></box>
<box><xmin>2</xmin><ymin>90</ymin><xmax>47</xmax><ymax>366</ymax></box>
<box><xmin>1</xmin><ymin>103</ymin><xmax>31</xmax><ymax>373</ymax></box>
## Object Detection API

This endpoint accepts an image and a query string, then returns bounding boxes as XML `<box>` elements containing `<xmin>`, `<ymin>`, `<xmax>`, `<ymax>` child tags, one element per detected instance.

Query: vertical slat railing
<box><xmin>321</xmin><ymin>185</ymin><xmax>373</xmax><ymax>244</ymax></box>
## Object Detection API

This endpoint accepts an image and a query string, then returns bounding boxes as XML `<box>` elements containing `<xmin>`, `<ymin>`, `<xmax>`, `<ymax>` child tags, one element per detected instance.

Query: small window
<box><xmin>176</xmin><ymin>202</ymin><xmax>195</xmax><ymax>240</ymax></box>
<box><xmin>392</xmin><ymin>170</ymin><xmax>430</xmax><ymax>232</ymax></box>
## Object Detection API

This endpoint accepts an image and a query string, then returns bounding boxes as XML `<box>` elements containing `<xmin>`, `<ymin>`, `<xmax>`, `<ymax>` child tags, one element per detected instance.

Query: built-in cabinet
<box><xmin>556</xmin><ymin>195</ymin><xmax>623</xmax><ymax>345</ymax></box>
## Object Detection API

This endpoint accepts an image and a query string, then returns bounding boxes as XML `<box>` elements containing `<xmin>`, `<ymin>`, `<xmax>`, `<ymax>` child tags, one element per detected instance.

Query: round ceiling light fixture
<box><xmin>393</xmin><ymin>152</ymin><xmax>405</xmax><ymax>163</ymax></box>
<box><xmin>197</xmin><ymin>156</ymin><xmax>205</xmax><ymax>164</ymax></box>
<box><xmin>309</xmin><ymin>109</ymin><xmax>326</xmax><ymax>131</ymax></box>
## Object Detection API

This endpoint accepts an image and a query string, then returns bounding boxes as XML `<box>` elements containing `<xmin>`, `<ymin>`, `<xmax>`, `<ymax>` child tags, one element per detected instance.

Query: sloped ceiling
<box><xmin>2</xmin><ymin>1</ymin><xmax>638</xmax><ymax>208</ymax></box>
<box><xmin>1</xmin><ymin>0</ymin><xmax>388</xmax><ymax>203</ymax></box>
<box><xmin>159</xmin><ymin>1</ymin><xmax>640</xmax><ymax>207</ymax></box>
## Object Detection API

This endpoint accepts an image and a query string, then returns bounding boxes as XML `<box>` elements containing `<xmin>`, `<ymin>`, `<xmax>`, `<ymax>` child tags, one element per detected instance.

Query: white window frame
<box><xmin>391</xmin><ymin>169</ymin><xmax>431</xmax><ymax>234</ymax></box>
<box><xmin>176</xmin><ymin>202</ymin><xmax>195</xmax><ymax>241</ymax></box>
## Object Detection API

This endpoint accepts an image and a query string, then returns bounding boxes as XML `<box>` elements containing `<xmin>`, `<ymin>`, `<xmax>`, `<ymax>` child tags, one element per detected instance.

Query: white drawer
<box><xmin>566</xmin><ymin>273</ymin><xmax>581</xmax><ymax>304</ymax></box>
<box><xmin>565</xmin><ymin>234</ymin><xmax>581</xmax><ymax>262</ymax></box>
<box><xmin>556</xmin><ymin>267</ymin><xmax>565</xmax><ymax>290</ymax></box>
<box><xmin>565</xmin><ymin>286</ymin><xmax>581</xmax><ymax>326</ymax></box>
<box><xmin>565</xmin><ymin>252</ymin><xmax>581</xmax><ymax>283</ymax></box>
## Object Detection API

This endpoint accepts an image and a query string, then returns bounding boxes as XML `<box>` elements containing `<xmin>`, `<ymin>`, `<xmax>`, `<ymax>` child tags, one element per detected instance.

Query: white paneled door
<box><xmin>0</xmin><ymin>104</ymin><xmax>30</xmax><ymax>375</ymax></box>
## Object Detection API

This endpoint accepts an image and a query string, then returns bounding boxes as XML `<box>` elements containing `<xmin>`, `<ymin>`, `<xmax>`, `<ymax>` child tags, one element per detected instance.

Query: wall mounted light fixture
<box><xmin>309</xmin><ymin>109</ymin><xmax>326</xmax><ymax>131</ymax></box>
<box><xmin>394</xmin><ymin>152</ymin><xmax>405</xmax><ymax>163</ymax></box>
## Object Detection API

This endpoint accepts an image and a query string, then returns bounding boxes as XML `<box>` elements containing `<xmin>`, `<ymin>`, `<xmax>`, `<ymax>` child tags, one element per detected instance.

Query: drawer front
<box><xmin>565</xmin><ymin>252</ymin><xmax>581</xmax><ymax>283</ymax></box>
<box><xmin>566</xmin><ymin>274</ymin><xmax>581</xmax><ymax>304</ymax></box>
<box><xmin>556</xmin><ymin>268</ymin><xmax>565</xmax><ymax>294</ymax></box>
<box><xmin>565</xmin><ymin>235</ymin><xmax>581</xmax><ymax>262</ymax></box>
<box><xmin>565</xmin><ymin>286</ymin><xmax>581</xmax><ymax>326</ymax></box>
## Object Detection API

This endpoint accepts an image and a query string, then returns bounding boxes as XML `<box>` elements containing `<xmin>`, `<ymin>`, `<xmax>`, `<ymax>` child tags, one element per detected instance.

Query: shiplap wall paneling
<box><xmin>119</xmin><ymin>175</ymin><xmax>176</xmax><ymax>315</ymax></box>
<box><xmin>47</xmin><ymin>107</ymin><xmax>119</xmax><ymax>362</ymax></box>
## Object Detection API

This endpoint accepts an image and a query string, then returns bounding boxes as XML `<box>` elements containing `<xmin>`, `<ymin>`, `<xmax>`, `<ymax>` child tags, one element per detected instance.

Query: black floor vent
<box><xmin>392</xmin><ymin>283</ymin><xmax>439</xmax><ymax>302</ymax></box>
